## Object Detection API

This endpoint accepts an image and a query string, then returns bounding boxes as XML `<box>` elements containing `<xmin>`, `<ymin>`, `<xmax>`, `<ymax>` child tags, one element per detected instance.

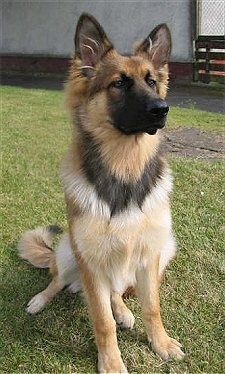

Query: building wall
<box><xmin>2</xmin><ymin>0</ymin><xmax>193</xmax><ymax>62</ymax></box>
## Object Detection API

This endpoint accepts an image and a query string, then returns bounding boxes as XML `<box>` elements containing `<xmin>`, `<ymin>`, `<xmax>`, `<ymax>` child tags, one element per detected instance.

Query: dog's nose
<box><xmin>150</xmin><ymin>105</ymin><xmax>169</xmax><ymax>117</ymax></box>
<box><xmin>146</xmin><ymin>99</ymin><xmax>169</xmax><ymax>118</ymax></box>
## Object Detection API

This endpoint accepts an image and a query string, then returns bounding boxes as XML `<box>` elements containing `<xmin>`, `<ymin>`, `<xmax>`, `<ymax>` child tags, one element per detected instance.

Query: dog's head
<box><xmin>70</xmin><ymin>13</ymin><xmax>171</xmax><ymax>136</ymax></box>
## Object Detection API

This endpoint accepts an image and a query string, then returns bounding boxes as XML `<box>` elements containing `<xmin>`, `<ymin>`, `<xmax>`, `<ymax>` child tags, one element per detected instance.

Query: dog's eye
<box><xmin>146</xmin><ymin>75</ymin><xmax>156</xmax><ymax>88</ymax></box>
<box><xmin>111</xmin><ymin>74</ymin><xmax>133</xmax><ymax>90</ymax></box>
<box><xmin>112</xmin><ymin>79</ymin><xmax>125</xmax><ymax>89</ymax></box>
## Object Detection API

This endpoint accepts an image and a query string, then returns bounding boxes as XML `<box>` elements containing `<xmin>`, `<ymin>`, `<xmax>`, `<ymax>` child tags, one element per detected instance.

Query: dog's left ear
<box><xmin>74</xmin><ymin>13</ymin><xmax>113</xmax><ymax>74</ymax></box>
<box><xmin>135</xmin><ymin>24</ymin><xmax>171</xmax><ymax>70</ymax></box>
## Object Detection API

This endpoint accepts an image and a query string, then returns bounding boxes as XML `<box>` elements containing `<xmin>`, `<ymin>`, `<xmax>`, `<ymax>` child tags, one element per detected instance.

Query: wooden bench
<box><xmin>194</xmin><ymin>35</ymin><xmax>225</xmax><ymax>84</ymax></box>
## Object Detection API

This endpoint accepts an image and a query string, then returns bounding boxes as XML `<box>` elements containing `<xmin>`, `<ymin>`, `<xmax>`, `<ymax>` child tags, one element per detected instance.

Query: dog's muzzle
<box><xmin>117</xmin><ymin>99</ymin><xmax>169</xmax><ymax>136</ymax></box>
<box><xmin>144</xmin><ymin>99</ymin><xmax>169</xmax><ymax>135</ymax></box>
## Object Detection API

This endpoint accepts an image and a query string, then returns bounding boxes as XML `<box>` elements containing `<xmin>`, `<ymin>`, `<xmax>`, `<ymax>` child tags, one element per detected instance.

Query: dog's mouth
<box><xmin>147</xmin><ymin>128</ymin><xmax>158</xmax><ymax>135</ymax></box>
<box><xmin>119</xmin><ymin>127</ymin><xmax>158</xmax><ymax>135</ymax></box>
<box><xmin>117</xmin><ymin>117</ymin><xmax>167</xmax><ymax>136</ymax></box>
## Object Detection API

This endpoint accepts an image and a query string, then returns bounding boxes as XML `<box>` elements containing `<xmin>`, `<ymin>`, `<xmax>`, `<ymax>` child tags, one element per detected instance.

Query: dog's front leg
<box><xmin>77</xmin><ymin>259</ymin><xmax>127</xmax><ymax>373</ymax></box>
<box><xmin>136</xmin><ymin>253</ymin><xmax>185</xmax><ymax>361</ymax></box>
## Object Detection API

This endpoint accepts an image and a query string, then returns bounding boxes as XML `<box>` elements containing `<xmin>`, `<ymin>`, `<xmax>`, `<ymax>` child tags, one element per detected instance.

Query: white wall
<box><xmin>1</xmin><ymin>0</ymin><xmax>193</xmax><ymax>62</ymax></box>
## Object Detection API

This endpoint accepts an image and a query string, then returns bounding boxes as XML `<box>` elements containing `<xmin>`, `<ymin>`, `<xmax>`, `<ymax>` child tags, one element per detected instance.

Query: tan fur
<box><xmin>72</xmin><ymin>248</ymin><xmax>127</xmax><ymax>373</ymax></box>
<box><xmin>111</xmin><ymin>292</ymin><xmax>135</xmax><ymax>329</ymax></box>
<box><xmin>65</xmin><ymin>189</ymin><xmax>183</xmax><ymax>372</ymax></box>
<box><xmin>86</xmin><ymin>117</ymin><xmax>161</xmax><ymax>182</ymax></box>
<box><xmin>18</xmin><ymin>226</ymin><xmax>54</xmax><ymax>268</ymax></box>
<box><xmin>26</xmin><ymin>275</ymin><xmax>65</xmax><ymax>315</ymax></box>
<box><xmin>18</xmin><ymin>227</ymin><xmax>80</xmax><ymax>314</ymax></box>
<box><xmin>136</xmin><ymin>252</ymin><xmax>183</xmax><ymax>360</ymax></box>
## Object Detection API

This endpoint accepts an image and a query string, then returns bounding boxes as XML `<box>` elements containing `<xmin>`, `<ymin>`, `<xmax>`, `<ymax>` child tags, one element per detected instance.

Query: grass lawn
<box><xmin>1</xmin><ymin>85</ymin><xmax>225</xmax><ymax>373</ymax></box>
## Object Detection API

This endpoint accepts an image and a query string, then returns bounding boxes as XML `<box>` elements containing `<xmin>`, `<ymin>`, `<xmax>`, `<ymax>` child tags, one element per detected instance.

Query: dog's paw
<box><xmin>98</xmin><ymin>351</ymin><xmax>128</xmax><ymax>373</ymax></box>
<box><xmin>26</xmin><ymin>293</ymin><xmax>48</xmax><ymax>314</ymax></box>
<box><xmin>115</xmin><ymin>307</ymin><xmax>135</xmax><ymax>330</ymax></box>
<box><xmin>149</xmin><ymin>333</ymin><xmax>185</xmax><ymax>361</ymax></box>
<box><xmin>112</xmin><ymin>297</ymin><xmax>135</xmax><ymax>330</ymax></box>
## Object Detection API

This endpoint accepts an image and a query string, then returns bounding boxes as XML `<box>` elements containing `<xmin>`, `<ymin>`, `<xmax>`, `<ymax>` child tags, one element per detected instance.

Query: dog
<box><xmin>18</xmin><ymin>13</ymin><xmax>185</xmax><ymax>373</ymax></box>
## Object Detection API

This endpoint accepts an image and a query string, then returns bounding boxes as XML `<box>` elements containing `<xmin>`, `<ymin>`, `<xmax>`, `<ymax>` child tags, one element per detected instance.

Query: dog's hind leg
<box><xmin>111</xmin><ymin>292</ymin><xmax>135</xmax><ymax>329</ymax></box>
<box><xmin>26</xmin><ymin>255</ymin><xmax>65</xmax><ymax>315</ymax></box>
<box><xmin>26</xmin><ymin>276</ymin><xmax>65</xmax><ymax>315</ymax></box>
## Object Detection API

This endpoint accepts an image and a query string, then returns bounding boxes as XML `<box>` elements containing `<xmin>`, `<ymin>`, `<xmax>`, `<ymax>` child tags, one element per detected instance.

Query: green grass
<box><xmin>1</xmin><ymin>85</ymin><xmax>225</xmax><ymax>373</ymax></box>
<box><xmin>168</xmin><ymin>106</ymin><xmax>225</xmax><ymax>133</ymax></box>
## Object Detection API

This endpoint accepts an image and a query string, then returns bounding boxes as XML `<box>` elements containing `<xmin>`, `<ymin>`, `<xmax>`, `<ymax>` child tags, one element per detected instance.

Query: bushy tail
<box><xmin>18</xmin><ymin>225</ymin><xmax>62</xmax><ymax>268</ymax></box>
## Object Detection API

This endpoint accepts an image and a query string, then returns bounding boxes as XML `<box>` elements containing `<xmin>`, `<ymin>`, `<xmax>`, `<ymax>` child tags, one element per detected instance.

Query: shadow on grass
<box><xmin>1</xmin><ymin>73</ymin><xmax>66</xmax><ymax>91</ymax></box>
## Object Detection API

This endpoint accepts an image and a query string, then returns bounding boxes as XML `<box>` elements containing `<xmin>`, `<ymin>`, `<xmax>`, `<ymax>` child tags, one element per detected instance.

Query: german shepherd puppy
<box><xmin>18</xmin><ymin>13</ymin><xmax>185</xmax><ymax>373</ymax></box>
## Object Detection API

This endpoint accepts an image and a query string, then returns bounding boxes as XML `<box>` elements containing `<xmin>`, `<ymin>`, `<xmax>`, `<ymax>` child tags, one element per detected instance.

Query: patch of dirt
<box><xmin>164</xmin><ymin>128</ymin><xmax>225</xmax><ymax>159</ymax></box>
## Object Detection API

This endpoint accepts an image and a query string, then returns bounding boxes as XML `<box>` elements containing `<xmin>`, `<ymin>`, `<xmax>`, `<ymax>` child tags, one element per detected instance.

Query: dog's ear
<box><xmin>135</xmin><ymin>24</ymin><xmax>171</xmax><ymax>70</ymax></box>
<box><xmin>74</xmin><ymin>13</ymin><xmax>113</xmax><ymax>74</ymax></box>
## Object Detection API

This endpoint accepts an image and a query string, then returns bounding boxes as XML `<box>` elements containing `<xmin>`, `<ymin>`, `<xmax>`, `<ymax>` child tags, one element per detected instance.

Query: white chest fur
<box><xmin>71</xmin><ymin>199</ymin><xmax>175</xmax><ymax>293</ymax></box>
<box><xmin>62</xmin><ymin>162</ymin><xmax>176</xmax><ymax>293</ymax></box>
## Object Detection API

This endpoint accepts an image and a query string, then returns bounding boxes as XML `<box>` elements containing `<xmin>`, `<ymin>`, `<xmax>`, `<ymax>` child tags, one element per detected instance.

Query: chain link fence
<box><xmin>194</xmin><ymin>0</ymin><xmax>225</xmax><ymax>83</ymax></box>
<box><xmin>198</xmin><ymin>0</ymin><xmax>225</xmax><ymax>35</ymax></box>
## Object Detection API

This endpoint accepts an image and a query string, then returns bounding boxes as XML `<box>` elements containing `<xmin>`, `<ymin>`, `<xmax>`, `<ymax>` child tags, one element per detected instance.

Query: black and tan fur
<box><xmin>18</xmin><ymin>13</ymin><xmax>185</xmax><ymax>373</ymax></box>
